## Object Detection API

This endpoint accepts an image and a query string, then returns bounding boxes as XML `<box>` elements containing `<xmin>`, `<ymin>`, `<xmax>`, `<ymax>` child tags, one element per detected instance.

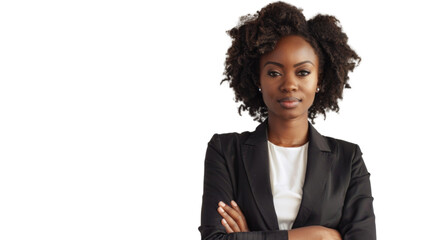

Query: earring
<box><xmin>258</xmin><ymin>88</ymin><xmax>261</xmax><ymax>92</ymax></box>
<box><xmin>316</xmin><ymin>87</ymin><xmax>320</xmax><ymax>93</ymax></box>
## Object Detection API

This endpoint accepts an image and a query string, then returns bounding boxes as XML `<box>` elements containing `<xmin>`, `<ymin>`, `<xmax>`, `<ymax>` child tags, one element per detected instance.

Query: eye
<box><xmin>268</xmin><ymin>71</ymin><xmax>281</xmax><ymax>77</ymax></box>
<box><xmin>297</xmin><ymin>70</ymin><xmax>310</xmax><ymax>76</ymax></box>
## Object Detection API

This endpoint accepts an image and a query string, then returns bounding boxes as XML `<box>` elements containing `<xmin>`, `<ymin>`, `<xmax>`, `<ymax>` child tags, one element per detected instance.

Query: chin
<box><xmin>272</xmin><ymin>112</ymin><xmax>303</xmax><ymax>121</ymax></box>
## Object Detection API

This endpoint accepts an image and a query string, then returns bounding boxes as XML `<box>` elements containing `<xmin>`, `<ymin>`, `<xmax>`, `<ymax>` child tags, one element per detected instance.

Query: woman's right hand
<box><xmin>288</xmin><ymin>226</ymin><xmax>342</xmax><ymax>240</ymax></box>
<box><xmin>216</xmin><ymin>200</ymin><xmax>341</xmax><ymax>239</ymax></box>
<box><xmin>217</xmin><ymin>200</ymin><xmax>249</xmax><ymax>233</ymax></box>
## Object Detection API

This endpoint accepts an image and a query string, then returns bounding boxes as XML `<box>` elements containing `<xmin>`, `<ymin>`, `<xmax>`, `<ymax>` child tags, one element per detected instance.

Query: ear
<box><xmin>255</xmin><ymin>82</ymin><xmax>261</xmax><ymax>93</ymax></box>
<box><xmin>316</xmin><ymin>78</ymin><xmax>322</xmax><ymax>91</ymax></box>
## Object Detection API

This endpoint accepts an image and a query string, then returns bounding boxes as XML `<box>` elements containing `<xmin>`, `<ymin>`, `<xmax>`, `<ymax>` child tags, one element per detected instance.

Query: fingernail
<box><xmin>231</xmin><ymin>200</ymin><xmax>237</xmax><ymax>207</ymax></box>
<box><xmin>219</xmin><ymin>201</ymin><xmax>226</xmax><ymax>207</ymax></box>
<box><xmin>218</xmin><ymin>207</ymin><xmax>224</xmax><ymax>213</ymax></box>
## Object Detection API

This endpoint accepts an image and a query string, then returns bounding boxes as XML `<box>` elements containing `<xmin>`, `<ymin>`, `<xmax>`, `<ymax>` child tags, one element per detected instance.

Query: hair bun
<box><xmin>308</xmin><ymin>14</ymin><xmax>361</xmax><ymax>88</ymax></box>
<box><xmin>308</xmin><ymin>15</ymin><xmax>345</xmax><ymax>43</ymax></box>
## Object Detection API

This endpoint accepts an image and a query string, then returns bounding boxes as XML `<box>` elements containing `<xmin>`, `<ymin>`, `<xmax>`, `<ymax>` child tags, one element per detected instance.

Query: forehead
<box><xmin>260</xmin><ymin>35</ymin><xmax>318</xmax><ymax>66</ymax></box>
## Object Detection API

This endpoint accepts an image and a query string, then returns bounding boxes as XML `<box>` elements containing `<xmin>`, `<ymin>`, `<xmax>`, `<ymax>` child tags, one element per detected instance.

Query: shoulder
<box><xmin>308</xmin><ymin>122</ymin><xmax>362</xmax><ymax>160</ymax></box>
<box><xmin>323</xmin><ymin>135</ymin><xmax>364</xmax><ymax>165</ymax></box>
<box><xmin>207</xmin><ymin>130</ymin><xmax>252</xmax><ymax>150</ymax></box>
<box><xmin>327</xmin><ymin>135</ymin><xmax>360</xmax><ymax>153</ymax></box>
<box><xmin>203</xmin><ymin>130</ymin><xmax>254</xmax><ymax>166</ymax></box>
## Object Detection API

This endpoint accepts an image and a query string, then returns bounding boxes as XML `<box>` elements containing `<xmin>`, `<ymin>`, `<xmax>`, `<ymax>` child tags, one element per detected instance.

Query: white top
<box><xmin>267</xmin><ymin>140</ymin><xmax>309</xmax><ymax>230</ymax></box>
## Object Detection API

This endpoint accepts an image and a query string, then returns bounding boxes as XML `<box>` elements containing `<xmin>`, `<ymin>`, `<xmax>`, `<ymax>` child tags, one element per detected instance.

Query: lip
<box><xmin>278</xmin><ymin>97</ymin><xmax>301</xmax><ymax>109</ymax></box>
<box><xmin>278</xmin><ymin>97</ymin><xmax>301</xmax><ymax>102</ymax></box>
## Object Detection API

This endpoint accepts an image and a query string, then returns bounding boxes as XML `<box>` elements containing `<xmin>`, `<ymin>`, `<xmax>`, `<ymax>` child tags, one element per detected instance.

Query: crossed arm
<box><xmin>217</xmin><ymin>200</ymin><xmax>341</xmax><ymax>240</ymax></box>
<box><xmin>200</xmin><ymin>134</ymin><xmax>375</xmax><ymax>240</ymax></box>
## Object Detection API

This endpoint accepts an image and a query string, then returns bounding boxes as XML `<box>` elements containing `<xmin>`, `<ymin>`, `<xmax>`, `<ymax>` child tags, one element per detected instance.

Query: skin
<box><xmin>259</xmin><ymin>35</ymin><xmax>319</xmax><ymax>148</ymax></box>
<box><xmin>217</xmin><ymin>35</ymin><xmax>342</xmax><ymax>240</ymax></box>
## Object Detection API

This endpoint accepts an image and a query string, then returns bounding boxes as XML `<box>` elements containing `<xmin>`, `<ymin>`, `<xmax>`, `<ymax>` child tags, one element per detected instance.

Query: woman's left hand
<box><xmin>217</xmin><ymin>200</ymin><xmax>249</xmax><ymax>233</ymax></box>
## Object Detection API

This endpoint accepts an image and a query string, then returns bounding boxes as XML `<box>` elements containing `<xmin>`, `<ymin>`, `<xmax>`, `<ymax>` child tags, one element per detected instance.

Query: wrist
<box><xmin>288</xmin><ymin>226</ymin><xmax>327</xmax><ymax>240</ymax></box>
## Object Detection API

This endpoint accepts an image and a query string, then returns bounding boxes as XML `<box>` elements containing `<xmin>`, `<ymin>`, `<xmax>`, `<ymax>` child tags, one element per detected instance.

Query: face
<box><xmin>259</xmin><ymin>35</ymin><xmax>319</xmax><ymax>122</ymax></box>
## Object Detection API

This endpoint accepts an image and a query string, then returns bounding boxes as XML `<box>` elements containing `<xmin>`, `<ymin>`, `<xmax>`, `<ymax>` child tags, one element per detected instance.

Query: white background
<box><xmin>1</xmin><ymin>0</ymin><xmax>428</xmax><ymax>239</ymax></box>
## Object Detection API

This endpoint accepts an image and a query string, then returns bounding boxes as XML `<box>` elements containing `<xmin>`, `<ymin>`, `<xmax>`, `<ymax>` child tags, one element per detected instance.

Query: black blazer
<box><xmin>199</xmin><ymin>119</ymin><xmax>376</xmax><ymax>240</ymax></box>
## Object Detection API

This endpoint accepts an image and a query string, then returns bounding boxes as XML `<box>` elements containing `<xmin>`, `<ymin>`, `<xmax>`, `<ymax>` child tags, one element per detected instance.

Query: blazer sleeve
<box><xmin>338</xmin><ymin>144</ymin><xmax>376</xmax><ymax>240</ymax></box>
<box><xmin>198</xmin><ymin>134</ymin><xmax>289</xmax><ymax>240</ymax></box>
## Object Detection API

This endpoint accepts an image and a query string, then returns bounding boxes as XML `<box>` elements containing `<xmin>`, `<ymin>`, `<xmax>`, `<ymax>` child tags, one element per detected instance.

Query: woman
<box><xmin>199</xmin><ymin>2</ymin><xmax>376</xmax><ymax>240</ymax></box>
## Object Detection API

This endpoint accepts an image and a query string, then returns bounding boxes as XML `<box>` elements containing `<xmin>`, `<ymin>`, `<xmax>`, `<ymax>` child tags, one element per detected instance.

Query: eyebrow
<box><xmin>294</xmin><ymin>60</ymin><xmax>314</xmax><ymax>67</ymax></box>
<box><xmin>263</xmin><ymin>60</ymin><xmax>314</xmax><ymax>68</ymax></box>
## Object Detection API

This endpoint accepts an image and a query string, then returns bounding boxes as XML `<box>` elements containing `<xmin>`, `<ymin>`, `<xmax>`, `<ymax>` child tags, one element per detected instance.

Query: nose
<box><xmin>279</xmin><ymin>73</ymin><xmax>298</xmax><ymax>92</ymax></box>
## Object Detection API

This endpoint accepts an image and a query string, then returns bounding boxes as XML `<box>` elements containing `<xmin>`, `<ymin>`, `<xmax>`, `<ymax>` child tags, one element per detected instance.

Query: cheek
<box><xmin>305</xmin><ymin>75</ymin><xmax>318</xmax><ymax>91</ymax></box>
<box><xmin>260</xmin><ymin>87</ymin><xmax>278</xmax><ymax>108</ymax></box>
<box><xmin>261</xmin><ymin>91</ymin><xmax>272</xmax><ymax>106</ymax></box>
<box><xmin>302</xmin><ymin>78</ymin><xmax>318</xmax><ymax>100</ymax></box>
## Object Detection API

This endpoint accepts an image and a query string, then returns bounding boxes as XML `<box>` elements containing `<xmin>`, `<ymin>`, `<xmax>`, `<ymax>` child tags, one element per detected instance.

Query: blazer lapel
<box><xmin>241</xmin><ymin>119</ymin><xmax>333</xmax><ymax>230</ymax></box>
<box><xmin>241</xmin><ymin>119</ymin><xmax>279</xmax><ymax>230</ymax></box>
<box><xmin>292</xmin><ymin>122</ymin><xmax>332</xmax><ymax>228</ymax></box>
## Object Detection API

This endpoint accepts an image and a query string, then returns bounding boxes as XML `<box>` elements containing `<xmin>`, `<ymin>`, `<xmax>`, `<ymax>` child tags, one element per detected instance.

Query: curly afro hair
<box><xmin>220</xmin><ymin>1</ymin><xmax>361</xmax><ymax>123</ymax></box>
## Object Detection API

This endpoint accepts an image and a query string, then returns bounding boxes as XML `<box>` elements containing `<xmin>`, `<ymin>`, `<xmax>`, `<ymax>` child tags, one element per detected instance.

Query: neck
<box><xmin>267</xmin><ymin>114</ymin><xmax>309</xmax><ymax>147</ymax></box>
